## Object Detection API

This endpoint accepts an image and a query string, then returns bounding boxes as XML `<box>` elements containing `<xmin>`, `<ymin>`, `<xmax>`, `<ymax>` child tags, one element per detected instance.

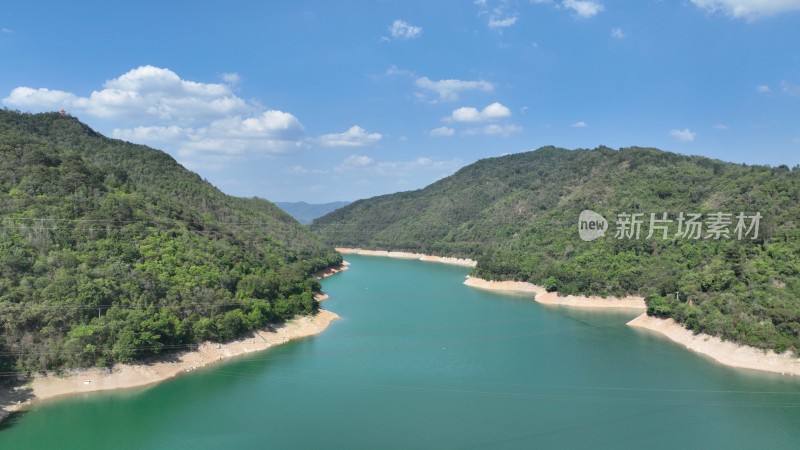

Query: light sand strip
<box><xmin>628</xmin><ymin>313</ymin><xmax>800</xmax><ymax>376</ymax></box>
<box><xmin>463</xmin><ymin>276</ymin><xmax>646</xmax><ymax>309</ymax></box>
<box><xmin>1</xmin><ymin>263</ymin><xmax>348</xmax><ymax>416</ymax></box>
<box><xmin>336</xmin><ymin>248</ymin><xmax>477</xmax><ymax>268</ymax></box>
<box><xmin>2</xmin><ymin>310</ymin><xmax>339</xmax><ymax>414</ymax></box>
<box><xmin>465</xmin><ymin>275</ymin><xmax>800</xmax><ymax>376</ymax></box>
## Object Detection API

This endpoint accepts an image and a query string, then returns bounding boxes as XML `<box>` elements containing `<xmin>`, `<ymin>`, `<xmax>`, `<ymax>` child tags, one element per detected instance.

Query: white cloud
<box><xmin>780</xmin><ymin>80</ymin><xmax>800</xmax><ymax>96</ymax></box>
<box><xmin>713</xmin><ymin>123</ymin><xmax>730</xmax><ymax>130</ymax></box>
<box><xmin>377</xmin><ymin>157</ymin><xmax>450</xmax><ymax>170</ymax></box>
<box><xmin>476</xmin><ymin>1</ymin><xmax>520</xmax><ymax>30</ymax></box>
<box><xmin>113</xmin><ymin>125</ymin><xmax>192</xmax><ymax>142</ymax></box>
<box><xmin>344</xmin><ymin>155</ymin><xmax>375</xmax><ymax>167</ymax></box>
<box><xmin>384</xmin><ymin>65</ymin><xmax>414</xmax><ymax>77</ymax></box>
<box><xmin>4</xmin><ymin>65</ymin><xmax>250</xmax><ymax>123</ymax></box>
<box><xmin>562</xmin><ymin>0</ymin><xmax>605</xmax><ymax>18</ymax></box>
<box><xmin>388</xmin><ymin>20</ymin><xmax>422</xmax><ymax>40</ymax></box>
<box><xmin>2</xmin><ymin>66</ymin><xmax>315</xmax><ymax>170</ymax></box>
<box><xmin>532</xmin><ymin>0</ymin><xmax>604</xmax><ymax>18</ymax></box>
<box><xmin>755</xmin><ymin>81</ymin><xmax>800</xmax><ymax>96</ymax></box>
<box><xmin>691</xmin><ymin>0</ymin><xmax>800</xmax><ymax>20</ymax></box>
<box><xmin>415</xmin><ymin>77</ymin><xmax>494</xmax><ymax>102</ymax></box>
<box><xmin>208</xmin><ymin>111</ymin><xmax>304</xmax><ymax>139</ymax></box>
<box><xmin>488</xmin><ymin>15</ymin><xmax>518</xmax><ymax>28</ymax></box>
<box><xmin>335</xmin><ymin>154</ymin><xmax>375</xmax><ymax>172</ymax></box>
<box><xmin>1</xmin><ymin>28</ymin><xmax>12</xmax><ymax>33</ymax></box>
<box><xmin>449</xmin><ymin>102</ymin><xmax>512</xmax><ymax>122</ymax></box>
<box><xmin>113</xmin><ymin>110</ymin><xmax>306</xmax><ymax>165</ymax></box>
<box><xmin>334</xmin><ymin>154</ymin><xmax>463</xmax><ymax>178</ymax></box>
<box><xmin>571</xmin><ymin>121</ymin><xmax>588</xmax><ymax>128</ymax></box>
<box><xmin>289</xmin><ymin>165</ymin><xmax>310</xmax><ymax>175</ymax></box>
<box><xmin>376</xmin><ymin>158</ymin><xmax>430</xmax><ymax>172</ymax></box>
<box><xmin>221</xmin><ymin>72</ymin><xmax>241</xmax><ymax>86</ymax></box>
<box><xmin>669</xmin><ymin>128</ymin><xmax>696</xmax><ymax>142</ymax></box>
<box><xmin>176</xmin><ymin>153</ymin><xmax>246</xmax><ymax>171</ymax></box>
<box><xmin>429</xmin><ymin>126</ymin><xmax>455</xmax><ymax>137</ymax></box>
<box><xmin>462</xmin><ymin>124</ymin><xmax>522</xmax><ymax>137</ymax></box>
<box><xmin>373</xmin><ymin>157</ymin><xmax>463</xmax><ymax>177</ymax></box>
<box><xmin>451</xmin><ymin>107</ymin><xmax>482</xmax><ymax>122</ymax></box>
<box><xmin>288</xmin><ymin>165</ymin><xmax>328</xmax><ymax>175</ymax></box>
<box><xmin>611</xmin><ymin>27</ymin><xmax>625</xmax><ymax>38</ymax></box>
<box><xmin>319</xmin><ymin>126</ymin><xmax>383</xmax><ymax>147</ymax></box>
<box><xmin>5</xmin><ymin>87</ymin><xmax>80</xmax><ymax>108</ymax></box>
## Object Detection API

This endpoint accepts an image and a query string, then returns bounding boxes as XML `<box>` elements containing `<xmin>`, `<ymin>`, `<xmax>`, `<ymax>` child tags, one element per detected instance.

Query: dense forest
<box><xmin>0</xmin><ymin>110</ymin><xmax>341</xmax><ymax>375</ymax></box>
<box><xmin>313</xmin><ymin>146</ymin><xmax>800</xmax><ymax>354</ymax></box>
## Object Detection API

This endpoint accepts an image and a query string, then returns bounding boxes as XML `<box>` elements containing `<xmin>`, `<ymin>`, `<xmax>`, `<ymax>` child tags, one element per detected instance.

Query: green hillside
<box><xmin>312</xmin><ymin>146</ymin><xmax>800</xmax><ymax>353</ymax></box>
<box><xmin>0</xmin><ymin>109</ymin><xmax>341</xmax><ymax>374</ymax></box>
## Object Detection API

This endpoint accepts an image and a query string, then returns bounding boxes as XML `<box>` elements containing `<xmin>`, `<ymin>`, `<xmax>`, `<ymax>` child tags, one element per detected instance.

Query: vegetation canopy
<box><xmin>0</xmin><ymin>109</ymin><xmax>341</xmax><ymax>374</ymax></box>
<box><xmin>312</xmin><ymin>146</ymin><xmax>800</xmax><ymax>354</ymax></box>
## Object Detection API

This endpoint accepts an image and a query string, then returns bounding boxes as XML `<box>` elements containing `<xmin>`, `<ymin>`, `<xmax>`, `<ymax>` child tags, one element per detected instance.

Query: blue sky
<box><xmin>2</xmin><ymin>0</ymin><xmax>799</xmax><ymax>202</ymax></box>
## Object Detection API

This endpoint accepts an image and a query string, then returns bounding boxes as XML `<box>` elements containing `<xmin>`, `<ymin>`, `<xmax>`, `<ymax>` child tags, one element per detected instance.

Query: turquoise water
<box><xmin>2</xmin><ymin>255</ymin><xmax>800</xmax><ymax>449</ymax></box>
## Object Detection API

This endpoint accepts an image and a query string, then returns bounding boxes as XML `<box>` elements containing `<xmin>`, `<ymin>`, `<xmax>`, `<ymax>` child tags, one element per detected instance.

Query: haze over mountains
<box><xmin>276</xmin><ymin>201</ymin><xmax>350</xmax><ymax>224</ymax></box>
<box><xmin>313</xmin><ymin>146</ymin><xmax>800</xmax><ymax>354</ymax></box>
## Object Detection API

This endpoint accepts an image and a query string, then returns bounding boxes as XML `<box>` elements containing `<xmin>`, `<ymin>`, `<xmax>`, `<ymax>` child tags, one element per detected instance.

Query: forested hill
<box><xmin>0</xmin><ymin>109</ymin><xmax>341</xmax><ymax>374</ymax></box>
<box><xmin>312</xmin><ymin>146</ymin><xmax>800</xmax><ymax>354</ymax></box>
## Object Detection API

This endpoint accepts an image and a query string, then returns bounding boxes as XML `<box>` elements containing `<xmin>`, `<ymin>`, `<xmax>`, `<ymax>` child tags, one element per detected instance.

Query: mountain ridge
<box><xmin>0</xmin><ymin>109</ymin><xmax>341</xmax><ymax>374</ymax></box>
<box><xmin>312</xmin><ymin>146</ymin><xmax>800</xmax><ymax>354</ymax></box>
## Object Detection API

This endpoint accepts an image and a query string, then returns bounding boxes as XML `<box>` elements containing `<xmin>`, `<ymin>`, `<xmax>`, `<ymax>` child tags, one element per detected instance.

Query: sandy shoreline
<box><xmin>628</xmin><ymin>314</ymin><xmax>800</xmax><ymax>376</ymax></box>
<box><xmin>4</xmin><ymin>255</ymin><xmax>796</xmax><ymax>423</ymax></box>
<box><xmin>339</xmin><ymin>250</ymin><xmax>798</xmax><ymax>378</ymax></box>
<box><xmin>463</xmin><ymin>275</ymin><xmax>800</xmax><ymax>376</ymax></box>
<box><xmin>1</xmin><ymin>311</ymin><xmax>339</xmax><ymax>415</ymax></box>
<box><xmin>314</xmin><ymin>260</ymin><xmax>350</xmax><ymax>279</ymax></box>
<box><xmin>463</xmin><ymin>276</ymin><xmax>647</xmax><ymax>310</ymax></box>
<box><xmin>336</xmin><ymin>248</ymin><xmax>477</xmax><ymax>268</ymax></box>
<box><xmin>1</xmin><ymin>264</ymin><xmax>347</xmax><ymax>419</ymax></box>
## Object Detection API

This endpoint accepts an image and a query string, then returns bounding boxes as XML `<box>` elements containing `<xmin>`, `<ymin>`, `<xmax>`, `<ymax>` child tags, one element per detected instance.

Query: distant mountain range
<box><xmin>276</xmin><ymin>201</ymin><xmax>350</xmax><ymax>224</ymax></box>
<box><xmin>312</xmin><ymin>146</ymin><xmax>800</xmax><ymax>354</ymax></box>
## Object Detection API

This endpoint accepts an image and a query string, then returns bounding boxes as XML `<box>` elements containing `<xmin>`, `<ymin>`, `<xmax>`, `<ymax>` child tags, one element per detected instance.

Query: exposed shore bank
<box><xmin>336</xmin><ymin>251</ymin><xmax>797</xmax><ymax>377</ymax></box>
<box><xmin>314</xmin><ymin>260</ymin><xmax>350</xmax><ymax>279</ymax></box>
<box><xmin>628</xmin><ymin>314</ymin><xmax>800</xmax><ymax>377</ymax></box>
<box><xmin>463</xmin><ymin>276</ymin><xmax>800</xmax><ymax>377</ymax></box>
<box><xmin>1</xmin><ymin>264</ymin><xmax>347</xmax><ymax>419</ymax></box>
<box><xmin>463</xmin><ymin>276</ymin><xmax>647</xmax><ymax>310</ymax></box>
<box><xmin>335</xmin><ymin>248</ymin><xmax>477</xmax><ymax>268</ymax></box>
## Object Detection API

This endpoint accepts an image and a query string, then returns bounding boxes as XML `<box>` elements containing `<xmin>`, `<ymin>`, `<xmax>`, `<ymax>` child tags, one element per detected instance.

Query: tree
<box><xmin>544</xmin><ymin>277</ymin><xmax>559</xmax><ymax>293</ymax></box>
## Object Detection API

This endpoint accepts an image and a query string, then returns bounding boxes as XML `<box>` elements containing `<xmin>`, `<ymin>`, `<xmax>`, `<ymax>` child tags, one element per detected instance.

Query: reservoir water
<box><xmin>2</xmin><ymin>255</ymin><xmax>800</xmax><ymax>449</ymax></box>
